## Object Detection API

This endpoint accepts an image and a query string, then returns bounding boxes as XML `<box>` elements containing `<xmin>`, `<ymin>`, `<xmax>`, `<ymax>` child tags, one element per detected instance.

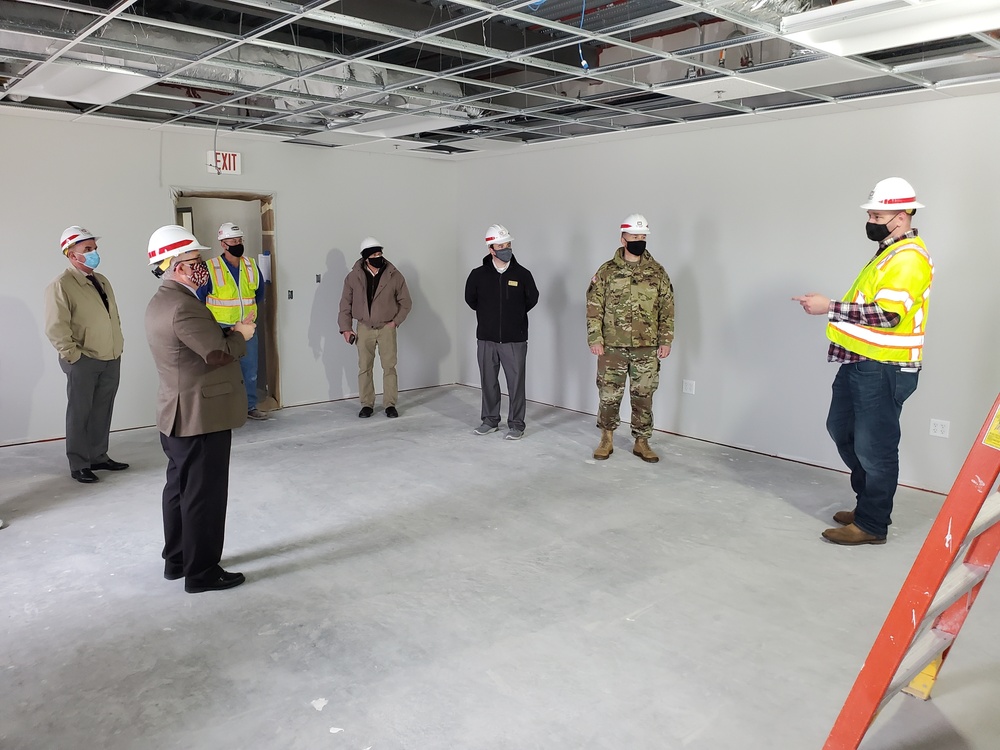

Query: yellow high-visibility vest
<box><xmin>827</xmin><ymin>236</ymin><xmax>933</xmax><ymax>362</ymax></box>
<box><xmin>205</xmin><ymin>255</ymin><xmax>259</xmax><ymax>325</ymax></box>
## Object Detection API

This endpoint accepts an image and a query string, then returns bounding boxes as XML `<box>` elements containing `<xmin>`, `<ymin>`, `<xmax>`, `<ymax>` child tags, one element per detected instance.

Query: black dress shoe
<box><xmin>91</xmin><ymin>459</ymin><xmax>129</xmax><ymax>471</ymax></box>
<box><xmin>385</xmin><ymin>406</ymin><xmax>399</xmax><ymax>418</ymax></box>
<box><xmin>164</xmin><ymin>563</ymin><xmax>184</xmax><ymax>581</ymax></box>
<box><xmin>71</xmin><ymin>468</ymin><xmax>99</xmax><ymax>483</ymax></box>
<box><xmin>185</xmin><ymin>569</ymin><xmax>246</xmax><ymax>594</ymax></box>
<box><xmin>358</xmin><ymin>406</ymin><xmax>374</xmax><ymax>418</ymax></box>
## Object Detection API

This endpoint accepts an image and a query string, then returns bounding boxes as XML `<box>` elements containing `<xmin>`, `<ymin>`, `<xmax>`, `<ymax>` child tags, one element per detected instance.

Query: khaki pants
<box><xmin>357</xmin><ymin>323</ymin><xmax>398</xmax><ymax>407</ymax></box>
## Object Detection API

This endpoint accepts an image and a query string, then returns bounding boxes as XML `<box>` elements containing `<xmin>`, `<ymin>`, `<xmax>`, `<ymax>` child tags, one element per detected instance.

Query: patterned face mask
<box><xmin>181</xmin><ymin>260</ymin><xmax>209</xmax><ymax>287</ymax></box>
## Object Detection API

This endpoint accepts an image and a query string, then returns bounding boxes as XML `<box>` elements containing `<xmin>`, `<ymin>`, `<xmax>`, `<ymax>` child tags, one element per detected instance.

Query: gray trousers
<box><xmin>477</xmin><ymin>340</ymin><xmax>527</xmax><ymax>431</ymax></box>
<box><xmin>58</xmin><ymin>355</ymin><xmax>121</xmax><ymax>471</ymax></box>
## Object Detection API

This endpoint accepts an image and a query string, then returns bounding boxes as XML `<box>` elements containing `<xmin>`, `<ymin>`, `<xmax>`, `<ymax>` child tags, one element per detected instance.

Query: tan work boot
<box><xmin>593</xmin><ymin>429</ymin><xmax>614</xmax><ymax>460</ymax></box>
<box><xmin>832</xmin><ymin>510</ymin><xmax>855</xmax><ymax>526</ymax></box>
<box><xmin>632</xmin><ymin>437</ymin><xmax>659</xmax><ymax>463</ymax></box>
<box><xmin>821</xmin><ymin>523</ymin><xmax>886</xmax><ymax>546</ymax></box>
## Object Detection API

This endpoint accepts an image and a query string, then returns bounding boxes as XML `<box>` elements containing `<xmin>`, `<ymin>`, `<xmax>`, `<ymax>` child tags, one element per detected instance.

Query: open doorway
<box><xmin>171</xmin><ymin>189</ymin><xmax>280</xmax><ymax>412</ymax></box>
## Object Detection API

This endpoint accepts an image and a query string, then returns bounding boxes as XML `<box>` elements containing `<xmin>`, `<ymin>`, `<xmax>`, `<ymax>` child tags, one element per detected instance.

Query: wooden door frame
<box><xmin>171</xmin><ymin>188</ymin><xmax>281</xmax><ymax>410</ymax></box>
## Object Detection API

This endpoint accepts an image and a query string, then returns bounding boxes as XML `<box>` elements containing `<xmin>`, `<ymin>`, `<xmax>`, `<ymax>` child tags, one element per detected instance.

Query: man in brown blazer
<box><xmin>44</xmin><ymin>226</ymin><xmax>128</xmax><ymax>483</ymax></box>
<box><xmin>144</xmin><ymin>225</ymin><xmax>256</xmax><ymax>594</ymax></box>
<box><xmin>338</xmin><ymin>236</ymin><xmax>412</xmax><ymax>418</ymax></box>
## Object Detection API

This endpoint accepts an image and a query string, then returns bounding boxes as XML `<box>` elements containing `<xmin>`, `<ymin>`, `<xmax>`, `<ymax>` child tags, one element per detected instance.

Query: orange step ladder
<box><xmin>824</xmin><ymin>392</ymin><xmax>1000</xmax><ymax>749</ymax></box>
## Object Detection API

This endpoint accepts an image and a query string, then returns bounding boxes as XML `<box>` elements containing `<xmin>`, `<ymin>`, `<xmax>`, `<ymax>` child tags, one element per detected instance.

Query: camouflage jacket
<box><xmin>586</xmin><ymin>247</ymin><xmax>674</xmax><ymax>348</ymax></box>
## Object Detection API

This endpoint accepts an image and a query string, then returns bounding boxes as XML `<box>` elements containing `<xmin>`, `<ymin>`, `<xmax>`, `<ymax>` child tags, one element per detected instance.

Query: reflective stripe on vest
<box><xmin>826</xmin><ymin>238</ymin><xmax>933</xmax><ymax>363</ymax></box>
<box><xmin>206</xmin><ymin>256</ymin><xmax>258</xmax><ymax>325</ymax></box>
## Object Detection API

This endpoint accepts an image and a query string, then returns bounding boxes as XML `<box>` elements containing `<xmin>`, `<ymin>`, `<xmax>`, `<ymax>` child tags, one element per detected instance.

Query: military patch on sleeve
<box><xmin>508</xmin><ymin>280</ymin><xmax>518</xmax><ymax>286</ymax></box>
<box><xmin>591</xmin><ymin>275</ymin><xmax>598</xmax><ymax>284</ymax></box>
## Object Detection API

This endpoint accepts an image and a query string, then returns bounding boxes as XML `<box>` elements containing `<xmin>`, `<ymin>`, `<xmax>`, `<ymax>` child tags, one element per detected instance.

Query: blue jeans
<box><xmin>228</xmin><ymin>329</ymin><xmax>258</xmax><ymax>411</ymax></box>
<box><xmin>826</xmin><ymin>361</ymin><xmax>919</xmax><ymax>537</ymax></box>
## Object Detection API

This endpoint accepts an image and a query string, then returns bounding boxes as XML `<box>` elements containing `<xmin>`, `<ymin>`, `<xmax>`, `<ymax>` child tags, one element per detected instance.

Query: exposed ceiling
<box><xmin>1</xmin><ymin>0</ymin><xmax>999</xmax><ymax>158</ymax></box>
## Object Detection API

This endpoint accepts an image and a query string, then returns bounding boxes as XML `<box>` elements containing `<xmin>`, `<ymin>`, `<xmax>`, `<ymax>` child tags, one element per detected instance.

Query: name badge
<box><xmin>508</xmin><ymin>280</ymin><xmax>518</xmax><ymax>287</ymax></box>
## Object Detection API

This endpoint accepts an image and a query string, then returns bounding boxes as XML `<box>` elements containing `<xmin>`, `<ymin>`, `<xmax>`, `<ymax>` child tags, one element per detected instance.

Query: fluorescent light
<box><xmin>338</xmin><ymin>113</ymin><xmax>461</xmax><ymax>138</ymax></box>
<box><xmin>782</xmin><ymin>0</ymin><xmax>1000</xmax><ymax>57</ymax></box>
<box><xmin>9</xmin><ymin>62</ymin><xmax>154</xmax><ymax>105</ymax></box>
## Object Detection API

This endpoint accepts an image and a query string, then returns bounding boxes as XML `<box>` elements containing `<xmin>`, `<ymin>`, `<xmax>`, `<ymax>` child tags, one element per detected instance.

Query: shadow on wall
<box><xmin>544</xmin><ymin>265</ymin><xmax>591</xmax><ymax>412</ymax></box>
<box><xmin>0</xmin><ymin>296</ymin><xmax>45</xmax><ymax>444</ymax></box>
<box><xmin>307</xmin><ymin>249</ymin><xmax>353</xmax><ymax>400</ymax></box>
<box><xmin>667</xmin><ymin>226</ymin><xmax>702</xmax><ymax>431</ymax></box>
<box><xmin>394</xmin><ymin>262</ymin><xmax>450</xmax><ymax>396</ymax></box>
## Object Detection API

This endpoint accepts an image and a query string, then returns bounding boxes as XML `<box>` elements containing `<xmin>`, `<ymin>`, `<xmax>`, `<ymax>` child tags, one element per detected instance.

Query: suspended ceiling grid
<box><xmin>1</xmin><ymin>0</ymin><xmax>999</xmax><ymax>158</ymax></box>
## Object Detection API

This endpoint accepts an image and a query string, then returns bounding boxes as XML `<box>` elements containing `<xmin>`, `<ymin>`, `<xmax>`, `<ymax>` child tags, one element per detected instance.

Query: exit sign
<box><xmin>207</xmin><ymin>150</ymin><xmax>242</xmax><ymax>174</ymax></box>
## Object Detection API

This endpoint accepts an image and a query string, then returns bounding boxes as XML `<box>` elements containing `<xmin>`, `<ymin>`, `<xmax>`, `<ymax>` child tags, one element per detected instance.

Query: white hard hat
<box><xmin>860</xmin><ymin>178</ymin><xmax>924</xmax><ymax>211</ymax></box>
<box><xmin>484</xmin><ymin>224</ymin><xmax>512</xmax><ymax>247</ymax></box>
<box><xmin>620</xmin><ymin>214</ymin><xmax>650</xmax><ymax>235</ymax></box>
<box><xmin>148</xmin><ymin>225</ymin><xmax>209</xmax><ymax>265</ymax></box>
<box><xmin>218</xmin><ymin>222</ymin><xmax>244</xmax><ymax>240</ymax></box>
<box><xmin>60</xmin><ymin>226</ymin><xmax>99</xmax><ymax>254</ymax></box>
<box><xmin>360</xmin><ymin>236</ymin><xmax>383</xmax><ymax>253</ymax></box>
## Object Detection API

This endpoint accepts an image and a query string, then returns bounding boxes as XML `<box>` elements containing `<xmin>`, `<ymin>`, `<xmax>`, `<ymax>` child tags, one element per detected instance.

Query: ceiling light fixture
<box><xmin>781</xmin><ymin>0</ymin><xmax>1000</xmax><ymax>57</ymax></box>
<box><xmin>8</xmin><ymin>61</ymin><xmax>154</xmax><ymax>105</ymax></box>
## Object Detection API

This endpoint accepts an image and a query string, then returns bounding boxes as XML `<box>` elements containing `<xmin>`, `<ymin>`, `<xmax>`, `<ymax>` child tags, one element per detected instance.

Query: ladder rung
<box><xmin>879</xmin><ymin>629</ymin><xmax>955</xmax><ymax>713</ymax></box>
<box><xmin>921</xmin><ymin>562</ymin><xmax>989</xmax><ymax>629</ymax></box>
<box><xmin>960</xmin><ymin>491</ymin><xmax>1000</xmax><ymax>554</ymax></box>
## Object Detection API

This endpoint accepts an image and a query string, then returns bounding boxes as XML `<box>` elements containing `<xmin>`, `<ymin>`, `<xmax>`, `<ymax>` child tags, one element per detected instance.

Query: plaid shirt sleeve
<box><xmin>829</xmin><ymin>301</ymin><xmax>900</xmax><ymax>328</ymax></box>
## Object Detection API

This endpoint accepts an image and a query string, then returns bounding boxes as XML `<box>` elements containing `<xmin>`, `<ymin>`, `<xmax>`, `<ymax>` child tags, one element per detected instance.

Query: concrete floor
<box><xmin>2</xmin><ymin>385</ymin><xmax>999</xmax><ymax>750</ymax></box>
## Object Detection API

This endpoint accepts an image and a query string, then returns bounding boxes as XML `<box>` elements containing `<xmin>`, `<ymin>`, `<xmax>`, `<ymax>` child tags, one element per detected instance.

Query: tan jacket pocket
<box><xmin>201</xmin><ymin>382</ymin><xmax>234</xmax><ymax>398</ymax></box>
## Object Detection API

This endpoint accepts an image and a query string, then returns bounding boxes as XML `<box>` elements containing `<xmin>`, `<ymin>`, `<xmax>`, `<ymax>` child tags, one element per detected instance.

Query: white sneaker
<box><xmin>473</xmin><ymin>422</ymin><xmax>498</xmax><ymax>435</ymax></box>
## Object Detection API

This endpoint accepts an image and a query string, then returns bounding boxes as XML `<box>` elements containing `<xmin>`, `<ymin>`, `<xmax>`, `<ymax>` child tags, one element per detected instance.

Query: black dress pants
<box><xmin>159</xmin><ymin>430</ymin><xmax>232</xmax><ymax>581</ymax></box>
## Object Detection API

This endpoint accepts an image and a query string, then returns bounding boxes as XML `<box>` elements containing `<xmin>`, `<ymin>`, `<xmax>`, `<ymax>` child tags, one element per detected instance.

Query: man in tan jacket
<box><xmin>338</xmin><ymin>237</ymin><xmax>412</xmax><ymax>418</ymax></box>
<box><xmin>145</xmin><ymin>225</ymin><xmax>255</xmax><ymax>594</ymax></box>
<box><xmin>44</xmin><ymin>226</ymin><xmax>127</xmax><ymax>484</ymax></box>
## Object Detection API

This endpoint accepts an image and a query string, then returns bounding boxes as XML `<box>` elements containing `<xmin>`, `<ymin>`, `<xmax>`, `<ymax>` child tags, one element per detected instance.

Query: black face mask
<box><xmin>367</xmin><ymin>256</ymin><xmax>385</xmax><ymax>269</ymax></box>
<box><xmin>865</xmin><ymin>222</ymin><xmax>892</xmax><ymax>243</ymax></box>
<box><xmin>227</xmin><ymin>243</ymin><xmax>245</xmax><ymax>258</ymax></box>
<box><xmin>625</xmin><ymin>239</ymin><xmax>646</xmax><ymax>255</ymax></box>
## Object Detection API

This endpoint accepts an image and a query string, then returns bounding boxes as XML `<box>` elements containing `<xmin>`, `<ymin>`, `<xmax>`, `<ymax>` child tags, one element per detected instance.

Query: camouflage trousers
<box><xmin>596</xmin><ymin>346</ymin><xmax>659</xmax><ymax>438</ymax></box>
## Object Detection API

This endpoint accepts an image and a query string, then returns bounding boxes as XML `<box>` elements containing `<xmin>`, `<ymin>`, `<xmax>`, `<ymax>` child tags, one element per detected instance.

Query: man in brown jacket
<box><xmin>338</xmin><ymin>237</ymin><xmax>412</xmax><ymax>418</ymax></box>
<box><xmin>145</xmin><ymin>225</ymin><xmax>256</xmax><ymax>594</ymax></box>
<box><xmin>44</xmin><ymin>226</ymin><xmax>128</xmax><ymax>484</ymax></box>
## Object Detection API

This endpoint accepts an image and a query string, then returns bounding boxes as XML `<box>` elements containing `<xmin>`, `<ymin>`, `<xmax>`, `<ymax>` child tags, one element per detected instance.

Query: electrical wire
<box><xmin>577</xmin><ymin>0</ymin><xmax>589</xmax><ymax>71</ymax></box>
<box><xmin>527</xmin><ymin>0</ymin><xmax>546</xmax><ymax>10</ymax></box>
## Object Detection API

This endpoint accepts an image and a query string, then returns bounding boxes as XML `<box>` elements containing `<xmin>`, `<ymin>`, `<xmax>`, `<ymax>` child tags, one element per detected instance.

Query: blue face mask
<box><xmin>81</xmin><ymin>250</ymin><xmax>101</xmax><ymax>269</ymax></box>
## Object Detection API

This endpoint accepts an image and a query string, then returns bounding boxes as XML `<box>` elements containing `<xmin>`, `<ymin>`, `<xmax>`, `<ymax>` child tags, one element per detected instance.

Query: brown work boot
<box><xmin>593</xmin><ymin>429</ymin><xmax>614</xmax><ymax>460</ymax></box>
<box><xmin>632</xmin><ymin>437</ymin><xmax>659</xmax><ymax>463</ymax></box>
<box><xmin>833</xmin><ymin>509</ymin><xmax>855</xmax><ymax>526</ymax></box>
<box><xmin>821</xmin><ymin>523</ymin><xmax>886</xmax><ymax>546</ymax></box>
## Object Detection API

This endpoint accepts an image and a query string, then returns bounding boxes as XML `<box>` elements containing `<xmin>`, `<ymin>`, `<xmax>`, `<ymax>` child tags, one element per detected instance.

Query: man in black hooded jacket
<box><xmin>464</xmin><ymin>223</ymin><xmax>539</xmax><ymax>441</ymax></box>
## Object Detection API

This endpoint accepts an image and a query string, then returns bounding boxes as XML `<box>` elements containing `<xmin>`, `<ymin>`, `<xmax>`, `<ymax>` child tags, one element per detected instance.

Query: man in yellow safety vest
<box><xmin>794</xmin><ymin>177</ymin><xmax>933</xmax><ymax>546</ymax></box>
<box><xmin>205</xmin><ymin>222</ymin><xmax>268</xmax><ymax>420</ymax></box>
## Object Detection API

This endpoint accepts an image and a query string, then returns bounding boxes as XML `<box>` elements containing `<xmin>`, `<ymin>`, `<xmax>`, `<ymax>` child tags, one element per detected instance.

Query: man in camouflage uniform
<box><xmin>586</xmin><ymin>214</ymin><xmax>674</xmax><ymax>463</ymax></box>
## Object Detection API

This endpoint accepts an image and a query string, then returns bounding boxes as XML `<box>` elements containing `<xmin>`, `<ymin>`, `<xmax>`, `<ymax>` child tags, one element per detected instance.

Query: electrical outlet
<box><xmin>682</xmin><ymin>379</ymin><xmax>696</xmax><ymax>395</ymax></box>
<box><xmin>929</xmin><ymin>419</ymin><xmax>950</xmax><ymax>438</ymax></box>
<box><xmin>287</xmin><ymin>290</ymin><xmax>294</xmax><ymax>300</ymax></box>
